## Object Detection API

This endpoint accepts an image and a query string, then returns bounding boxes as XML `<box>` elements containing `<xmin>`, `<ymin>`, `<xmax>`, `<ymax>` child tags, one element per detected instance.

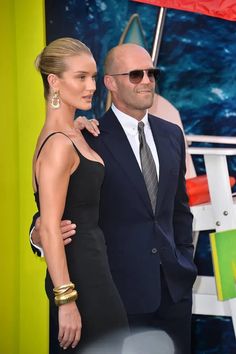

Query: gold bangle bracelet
<box><xmin>54</xmin><ymin>289</ymin><xmax>77</xmax><ymax>301</ymax></box>
<box><xmin>53</xmin><ymin>282</ymin><xmax>75</xmax><ymax>296</ymax></box>
<box><xmin>54</xmin><ymin>289</ymin><xmax>78</xmax><ymax>306</ymax></box>
<box><xmin>53</xmin><ymin>287</ymin><xmax>74</xmax><ymax>296</ymax></box>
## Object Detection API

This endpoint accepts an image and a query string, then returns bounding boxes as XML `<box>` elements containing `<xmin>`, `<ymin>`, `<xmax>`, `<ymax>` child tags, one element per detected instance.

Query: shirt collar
<box><xmin>111</xmin><ymin>104</ymin><xmax>149</xmax><ymax>136</ymax></box>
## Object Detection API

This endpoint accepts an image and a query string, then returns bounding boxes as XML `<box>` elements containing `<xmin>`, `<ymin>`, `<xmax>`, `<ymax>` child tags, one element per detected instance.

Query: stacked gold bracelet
<box><xmin>53</xmin><ymin>282</ymin><xmax>78</xmax><ymax>306</ymax></box>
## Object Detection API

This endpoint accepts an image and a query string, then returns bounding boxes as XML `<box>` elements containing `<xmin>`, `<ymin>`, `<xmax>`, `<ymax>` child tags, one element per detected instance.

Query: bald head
<box><xmin>103</xmin><ymin>43</ymin><xmax>156</xmax><ymax>120</ymax></box>
<box><xmin>104</xmin><ymin>43</ymin><xmax>153</xmax><ymax>74</ymax></box>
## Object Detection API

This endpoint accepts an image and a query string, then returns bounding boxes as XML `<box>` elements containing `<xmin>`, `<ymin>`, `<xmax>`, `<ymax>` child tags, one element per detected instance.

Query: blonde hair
<box><xmin>35</xmin><ymin>37</ymin><xmax>92</xmax><ymax>98</ymax></box>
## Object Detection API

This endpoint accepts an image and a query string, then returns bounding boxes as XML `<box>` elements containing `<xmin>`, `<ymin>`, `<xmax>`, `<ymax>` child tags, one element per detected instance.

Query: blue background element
<box><xmin>158</xmin><ymin>11</ymin><xmax>236</xmax><ymax>136</ymax></box>
<box><xmin>158</xmin><ymin>9</ymin><xmax>236</xmax><ymax>179</ymax></box>
<box><xmin>45</xmin><ymin>1</ymin><xmax>236</xmax><ymax>352</ymax></box>
<box><xmin>46</xmin><ymin>0</ymin><xmax>159</xmax><ymax>116</ymax></box>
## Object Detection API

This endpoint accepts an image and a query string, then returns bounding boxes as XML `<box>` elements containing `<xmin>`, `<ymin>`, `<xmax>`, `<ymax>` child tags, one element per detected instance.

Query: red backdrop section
<box><xmin>132</xmin><ymin>0</ymin><xmax>236</xmax><ymax>21</ymax></box>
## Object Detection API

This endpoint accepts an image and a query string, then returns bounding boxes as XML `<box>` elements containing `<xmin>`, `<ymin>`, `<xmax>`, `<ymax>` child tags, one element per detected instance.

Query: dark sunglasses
<box><xmin>109</xmin><ymin>68</ymin><xmax>160</xmax><ymax>84</ymax></box>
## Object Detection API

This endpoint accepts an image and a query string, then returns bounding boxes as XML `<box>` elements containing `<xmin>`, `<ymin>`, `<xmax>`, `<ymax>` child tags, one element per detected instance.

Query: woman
<box><xmin>33</xmin><ymin>37</ymin><xmax>128</xmax><ymax>353</ymax></box>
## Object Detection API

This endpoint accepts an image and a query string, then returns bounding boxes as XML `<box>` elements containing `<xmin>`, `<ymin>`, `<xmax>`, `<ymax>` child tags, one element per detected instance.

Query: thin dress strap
<box><xmin>36</xmin><ymin>131</ymin><xmax>77</xmax><ymax>160</ymax></box>
<box><xmin>34</xmin><ymin>131</ymin><xmax>77</xmax><ymax>192</ymax></box>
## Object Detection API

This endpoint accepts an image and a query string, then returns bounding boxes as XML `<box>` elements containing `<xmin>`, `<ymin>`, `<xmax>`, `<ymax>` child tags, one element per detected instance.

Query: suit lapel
<box><xmin>100</xmin><ymin>110</ymin><xmax>153</xmax><ymax>213</ymax></box>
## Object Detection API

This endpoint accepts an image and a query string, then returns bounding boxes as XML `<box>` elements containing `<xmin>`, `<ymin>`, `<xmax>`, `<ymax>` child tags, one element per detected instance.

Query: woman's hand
<box><xmin>58</xmin><ymin>301</ymin><xmax>82</xmax><ymax>350</ymax></box>
<box><xmin>74</xmin><ymin>116</ymin><xmax>100</xmax><ymax>136</ymax></box>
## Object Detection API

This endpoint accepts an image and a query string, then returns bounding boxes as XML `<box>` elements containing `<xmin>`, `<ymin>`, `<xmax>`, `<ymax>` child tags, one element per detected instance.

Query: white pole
<box><xmin>151</xmin><ymin>7</ymin><xmax>167</xmax><ymax>66</ymax></box>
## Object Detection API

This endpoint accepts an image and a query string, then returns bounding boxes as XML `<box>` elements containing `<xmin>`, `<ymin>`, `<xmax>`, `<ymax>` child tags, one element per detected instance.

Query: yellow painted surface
<box><xmin>0</xmin><ymin>2</ymin><xmax>19</xmax><ymax>354</ymax></box>
<box><xmin>0</xmin><ymin>1</ymin><xmax>48</xmax><ymax>353</ymax></box>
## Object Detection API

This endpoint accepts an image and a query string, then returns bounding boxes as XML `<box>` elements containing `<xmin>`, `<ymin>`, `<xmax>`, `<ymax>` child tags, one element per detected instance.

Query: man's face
<box><xmin>108</xmin><ymin>45</ymin><xmax>156</xmax><ymax>118</ymax></box>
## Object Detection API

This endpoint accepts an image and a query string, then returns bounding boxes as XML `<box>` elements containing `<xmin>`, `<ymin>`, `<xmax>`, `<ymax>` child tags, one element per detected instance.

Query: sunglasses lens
<box><xmin>129</xmin><ymin>70</ymin><xmax>144</xmax><ymax>83</ymax></box>
<box><xmin>128</xmin><ymin>69</ymin><xmax>159</xmax><ymax>83</ymax></box>
<box><xmin>147</xmin><ymin>69</ymin><xmax>159</xmax><ymax>81</ymax></box>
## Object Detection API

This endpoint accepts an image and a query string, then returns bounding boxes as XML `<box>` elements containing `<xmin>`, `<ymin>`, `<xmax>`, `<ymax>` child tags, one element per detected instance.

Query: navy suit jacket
<box><xmin>31</xmin><ymin>108</ymin><xmax>197</xmax><ymax>314</ymax></box>
<box><xmin>83</xmin><ymin>108</ymin><xmax>197</xmax><ymax>314</ymax></box>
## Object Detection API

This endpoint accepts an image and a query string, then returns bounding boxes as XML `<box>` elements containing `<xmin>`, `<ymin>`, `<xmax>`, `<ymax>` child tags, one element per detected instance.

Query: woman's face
<box><xmin>57</xmin><ymin>53</ymin><xmax>97</xmax><ymax>111</ymax></box>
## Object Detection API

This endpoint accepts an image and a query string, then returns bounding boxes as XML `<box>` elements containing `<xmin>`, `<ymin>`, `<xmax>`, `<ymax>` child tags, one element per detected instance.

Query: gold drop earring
<box><xmin>51</xmin><ymin>91</ymin><xmax>60</xmax><ymax>109</ymax></box>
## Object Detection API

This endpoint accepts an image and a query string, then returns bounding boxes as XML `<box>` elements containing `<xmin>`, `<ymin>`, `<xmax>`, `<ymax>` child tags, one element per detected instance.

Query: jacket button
<box><xmin>151</xmin><ymin>248</ymin><xmax>158</xmax><ymax>254</ymax></box>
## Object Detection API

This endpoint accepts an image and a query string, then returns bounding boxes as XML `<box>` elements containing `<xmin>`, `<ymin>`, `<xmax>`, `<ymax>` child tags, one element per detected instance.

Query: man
<box><xmin>31</xmin><ymin>43</ymin><xmax>197</xmax><ymax>354</ymax></box>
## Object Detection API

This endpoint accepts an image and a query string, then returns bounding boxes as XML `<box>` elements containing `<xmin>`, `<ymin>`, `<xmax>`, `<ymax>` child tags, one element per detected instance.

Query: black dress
<box><xmin>34</xmin><ymin>132</ymin><xmax>128</xmax><ymax>353</ymax></box>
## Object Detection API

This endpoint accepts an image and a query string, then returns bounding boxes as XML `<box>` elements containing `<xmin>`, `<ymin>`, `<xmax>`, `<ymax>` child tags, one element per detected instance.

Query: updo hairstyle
<box><xmin>35</xmin><ymin>37</ymin><xmax>92</xmax><ymax>98</ymax></box>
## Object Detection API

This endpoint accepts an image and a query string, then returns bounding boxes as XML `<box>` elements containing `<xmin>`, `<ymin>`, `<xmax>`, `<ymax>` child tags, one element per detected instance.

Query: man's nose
<box><xmin>141</xmin><ymin>71</ymin><xmax>152</xmax><ymax>83</ymax></box>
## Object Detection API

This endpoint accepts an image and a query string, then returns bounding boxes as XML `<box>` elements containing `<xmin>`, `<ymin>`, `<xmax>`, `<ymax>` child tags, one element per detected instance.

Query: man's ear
<box><xmin>104</xmin><ymin>75</ymin><xmax>117</xmax><ymax>92</ymax></box>
<box><xmin>47</xmin><ymin>73</ymin><xmax>59</xmax><ymax>91</ymax></box>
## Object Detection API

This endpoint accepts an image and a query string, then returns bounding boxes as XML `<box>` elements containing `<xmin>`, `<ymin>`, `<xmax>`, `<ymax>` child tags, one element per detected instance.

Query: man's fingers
<box><xmin>89</xmin><ymin>119</ymin><xmax>100</xmax><ymax>136</ymax></box>
<box><xmin>62</xmin><ymin>230</ymin><xmax>76</xmax><ymax>242</ymax></box>
<box><xmin>91</xmin><ymin>118</ymin><xmax>99</xmax><ymax>126</ymax></box>
<box><xmin>63</xmin><ymin>238</ymin><xmax>72</xmax><ymax>246</ymax></box>
<box><xmin>74</xmin><ymin>116</ymin><xmax>100</xmax><ymax>136</ymax></box>
<box><xmin>60</xmin><ymin>220</ymin><xmax>72</xmax><ymax>227</ymax></box>
<box><xmin>61</xmin><ymin>223</ymin><xmax>76</xmax><ymax>234</ymax></box>
<box><xmin>60</xmin><ymin>221</ymin><xmax>76</xmax><ymax>243</ymax></box>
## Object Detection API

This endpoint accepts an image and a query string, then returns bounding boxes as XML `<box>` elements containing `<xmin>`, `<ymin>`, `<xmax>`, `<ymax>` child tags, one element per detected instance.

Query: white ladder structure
<box><xmin>187</xmin><ymin>135</ymin><xmax>236</xmax><ymax>337</ymax></box>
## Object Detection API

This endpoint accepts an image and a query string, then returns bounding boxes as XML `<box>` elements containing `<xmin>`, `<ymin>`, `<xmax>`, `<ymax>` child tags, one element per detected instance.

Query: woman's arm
<box><xmin>36</xmin><ymin>134</ymin><xmax>81</xmax><ymax>349</ymax></box>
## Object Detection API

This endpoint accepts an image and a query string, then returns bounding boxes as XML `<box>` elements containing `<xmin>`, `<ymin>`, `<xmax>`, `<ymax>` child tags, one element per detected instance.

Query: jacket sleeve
<box><xmin>173</xmin><ymin>127</ymin><xmax>194</xmax><ymax>261</ymax></box>
<box><xmin>29</xmin><ymin>211</ymin><xmax>44</xmax><ymax>257</ymax></box>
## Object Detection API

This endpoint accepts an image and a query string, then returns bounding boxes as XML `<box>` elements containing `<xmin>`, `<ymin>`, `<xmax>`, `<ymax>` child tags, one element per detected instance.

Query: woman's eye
<box><xmin>92</xmin><ymin>75</ymin><xmax>97</xmax><ymax>81</ymax></box>
<box><xmin>77</xmin><ymin>75</ymin><xmax>86</xmax><ymax>80</ymax></box>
